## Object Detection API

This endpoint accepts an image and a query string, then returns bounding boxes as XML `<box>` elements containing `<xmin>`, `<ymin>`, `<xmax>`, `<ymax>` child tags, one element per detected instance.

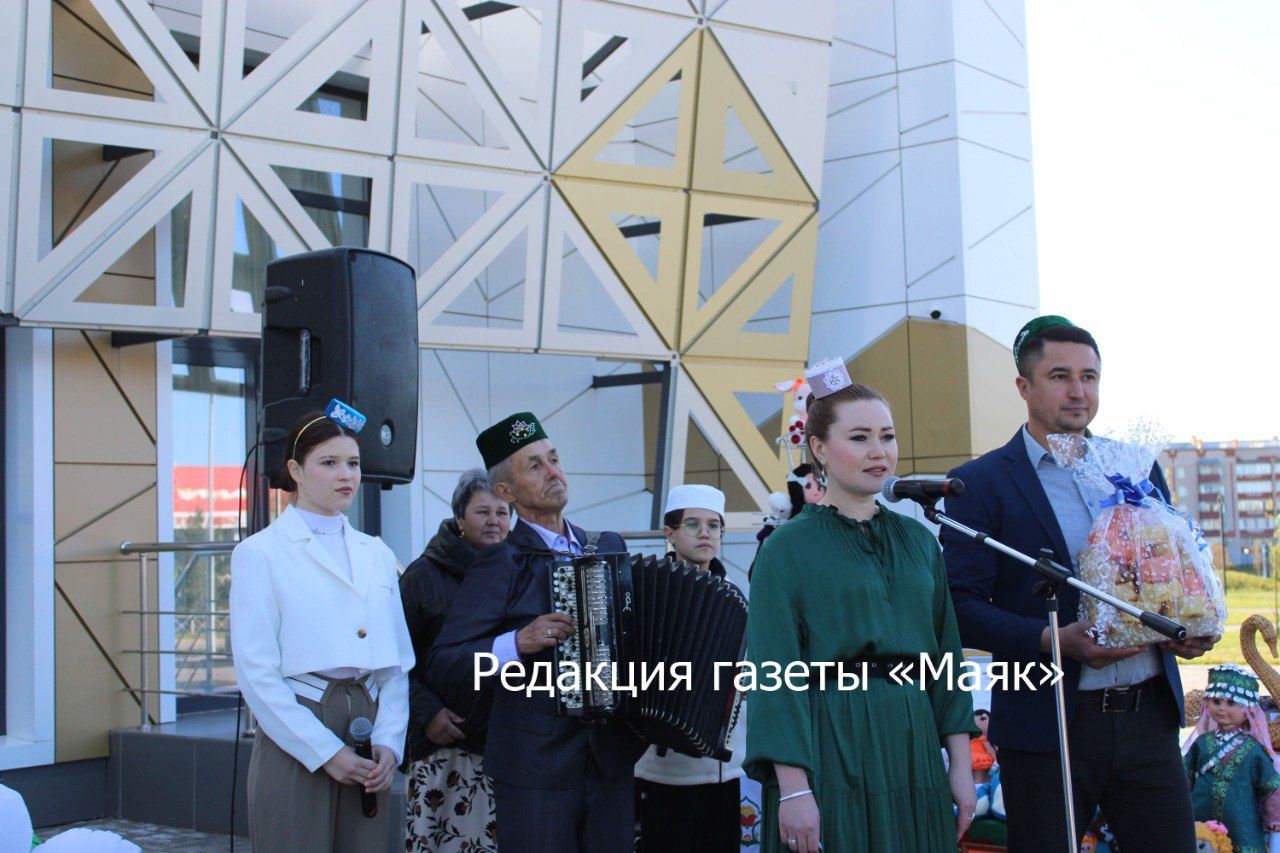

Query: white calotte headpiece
<box><xmin>804</xmin><ymin>357</ymin><xmax>853</xmax><ymax>399</ymax></box>
<box><xmin>664</xmin><ymin>483</ymin><xmax>726</xmax><ymax>517</ymax></box>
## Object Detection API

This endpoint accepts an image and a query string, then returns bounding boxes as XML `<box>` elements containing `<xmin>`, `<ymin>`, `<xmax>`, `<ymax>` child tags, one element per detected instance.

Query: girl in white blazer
<box><xmin>231</xmin><ymin>411</ymin><xmax>414</xmax><ymax>851</ymax></box>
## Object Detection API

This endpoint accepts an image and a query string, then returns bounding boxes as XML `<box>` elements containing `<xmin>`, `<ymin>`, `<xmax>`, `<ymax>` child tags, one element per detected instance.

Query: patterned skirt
<box><xmin>405</xmin><ymin>748</ymin><xmax>497</xmax><ymax>852</ymax></box>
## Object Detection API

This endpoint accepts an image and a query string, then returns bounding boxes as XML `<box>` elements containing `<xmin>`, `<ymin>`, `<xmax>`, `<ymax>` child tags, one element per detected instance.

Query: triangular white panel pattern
<box><xmin>711</xmin><ymin>27</ymin><xmax>830</xmax><ymax>192</ymax></box>
<box><xmin>228</xmin><ymin>0</ymin><xmax>401</xmax><ymax>155</ymax></box>
<box><xmin>221</xmin><ymin>0</ymin><xmax>364</xmax><ymax>128</ymax></box>
<box><xmin>0</xmin><ymin>111</ymin><xmax>15</xmax><ymax>313</ymax></box>
<box><xmin>13</xmin><ymin>113</ymin><xmax>209</xmax><ymax>318</ymax></box>
<box><xmin>122</xmin><ymin>0</ymin><xmax>225</xmax><ymax>121</ymax></box>
<box><xmin>552</xmin><ymin>0</ymin><xmax>694</xmax><ymax>169</ymax></box>
<box><xmin>228</xmin><ymin>135</ymin><xmax>392</xmax><ymax>253</ymax></box>
<box><xmin>389</xmin><ymin>161</ymin><xmax>541</xmax><ymax>311</ymax></box>
<box><xmin>207</xmin><ymin>151</ymin><xmax>311</xmax><ymax>335</ymax></box>
<box><xmin>419</xmin><ymin>185</ymin><xmax>547</xmax><ymax>350</ymax></box>
<box><xmin>396</xmin><ymin>0</ymin><xmax>541</xmax><ymax>171</ymax></box>
<box><xmin>430</xmin><ymin>0</ymin><xmax>557</xmax><ymax>167</ymax></box>
<box><xmin>25</xmin><ymin>147</ymin><xmax>215</xmax><ymax>330</ymax></box>
<box><xmin>708</xmin><ymin>0</ymin><xmax>835</xmax><ymax>41</ymax></box>
<box><xmin>668</xmin><ymin>366</ymin><xmax>770</xmax><ymax>523</ymax></box>
<box><xmin>23</xmin><ymin>0</ymin><xmax>208</xmax><ymax>127</ymax></box>
<box><xmin>540</xmin><ymin>191</ymin><xmax>669</xmax><ymax>357</ymax></box>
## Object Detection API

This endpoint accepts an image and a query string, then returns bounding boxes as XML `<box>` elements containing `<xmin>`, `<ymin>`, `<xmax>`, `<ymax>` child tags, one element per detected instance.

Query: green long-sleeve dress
<box><xmin>1185</xmin><ymin>730</ymin><xmax>1280</xmax><ymax>853</ymax></box>
<box><xmin>744</xmin><ymin>503</ymin><xmax>977</xmax><ymax>852</ymax></box>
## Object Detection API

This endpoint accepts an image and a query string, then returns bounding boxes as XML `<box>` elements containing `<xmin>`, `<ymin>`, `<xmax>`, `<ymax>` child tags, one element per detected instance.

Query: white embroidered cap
<box><xmin>804</xmin><ymin>357</ymin><xmax>853</xmax><ymax>400</ymax></box>
<box><xmin>664</xmin><ymin>484</ymin><xmax>726</xmax><ymax>517</ymax></box>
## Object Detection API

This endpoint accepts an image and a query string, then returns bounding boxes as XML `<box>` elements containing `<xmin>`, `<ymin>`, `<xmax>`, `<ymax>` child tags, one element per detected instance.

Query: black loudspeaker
<box><xmin>260</xmin><ymin>247</ymin><xmax>418</xmax><ymax>488</ymax></box>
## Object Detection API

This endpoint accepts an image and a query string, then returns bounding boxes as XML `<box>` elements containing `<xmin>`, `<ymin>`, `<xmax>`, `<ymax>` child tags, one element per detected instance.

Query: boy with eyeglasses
<box><xmin>633</xmin><ymin>484</ymin><xmax>745</xmax><ymax>852</ymax></box>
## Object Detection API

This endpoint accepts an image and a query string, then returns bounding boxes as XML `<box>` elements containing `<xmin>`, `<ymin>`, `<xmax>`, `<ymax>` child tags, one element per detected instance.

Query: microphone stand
<box><xmin>917</xmin><ymin>497</ymin><xmax>1187</xmax><ymax>853</ymax></box>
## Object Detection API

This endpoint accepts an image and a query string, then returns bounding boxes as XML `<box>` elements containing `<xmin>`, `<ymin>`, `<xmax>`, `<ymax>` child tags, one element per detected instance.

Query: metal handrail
<box><xmin>121</xmin><ymin>540</ymin><xmax>239</xmax><ymax>554</ymax></box>
<box><xmin>119</xmin><ymin>539</ymin><xmax>241</xmax><ymax>729</ymax></box>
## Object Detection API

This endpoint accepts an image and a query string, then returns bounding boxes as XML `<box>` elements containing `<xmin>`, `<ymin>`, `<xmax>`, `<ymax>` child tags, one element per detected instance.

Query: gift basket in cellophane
<box><xmin>1048</xmin><ymin>427</ymin><xmax>1226</xmax><ymax>648</ymax></box>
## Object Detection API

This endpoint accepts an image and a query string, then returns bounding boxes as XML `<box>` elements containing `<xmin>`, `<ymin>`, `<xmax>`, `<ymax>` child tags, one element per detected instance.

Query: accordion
<box><xmin>550</xmin><ymin>550</ymin><xmax>747</xmax><ymax>761</ymax></box>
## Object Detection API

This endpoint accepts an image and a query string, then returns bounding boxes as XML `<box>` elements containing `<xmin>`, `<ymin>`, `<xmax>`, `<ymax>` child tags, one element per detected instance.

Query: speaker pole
<box><xmin>358</xmin><ymin>482</ymin><xmax>382</xmax><ymax>537</ymax></box>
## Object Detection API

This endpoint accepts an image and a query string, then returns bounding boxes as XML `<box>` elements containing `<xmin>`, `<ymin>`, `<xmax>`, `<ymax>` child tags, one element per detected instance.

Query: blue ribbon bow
<box><xmin>1098</xmin><ymin>473</ymin><xmax>1154</xmax><ymax>508</ymax></box>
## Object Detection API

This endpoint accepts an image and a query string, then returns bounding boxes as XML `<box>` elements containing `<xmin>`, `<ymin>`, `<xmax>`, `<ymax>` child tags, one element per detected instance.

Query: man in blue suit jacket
<box><xmin>942</xmin><ymin>317</ymin><xmax>1217</xmax><ymax>851</ymax></box>
<box><xmin>427</xmin><ymin>413</ymin><xmax>646</xmax><ymax>852</ymax></box>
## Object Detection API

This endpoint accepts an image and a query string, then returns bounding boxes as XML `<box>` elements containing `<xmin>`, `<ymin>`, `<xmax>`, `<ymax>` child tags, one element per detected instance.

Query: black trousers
<box><xmin>635</xmin><ymin>776</ymin><xmax>740</xmax><ymax>853</ymax></box>
<box><xmin>492</xmin><ymin>754</ymin><xmax>634</xmax><ymax>853</ymax></box>
<box><xmin>998</xmin><ymin>677</ymin><xmax>1195</xmax><ymax>852</ymax></box>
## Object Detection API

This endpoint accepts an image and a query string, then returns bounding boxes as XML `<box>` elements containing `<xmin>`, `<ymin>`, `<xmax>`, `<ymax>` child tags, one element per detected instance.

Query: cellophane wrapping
<box><xmin>1048</xmin><ymin>426</ymin><xmax>1225</xmax><ymax>648</ymax></box>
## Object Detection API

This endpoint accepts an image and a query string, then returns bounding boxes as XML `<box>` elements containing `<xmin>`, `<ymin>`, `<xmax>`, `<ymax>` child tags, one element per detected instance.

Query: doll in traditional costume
<box><xmin>971</xmin><ymin>708</ymin><xmax>997</xmax><ymax>784</ymax></box>
<box><xmin>1183</xmin><ymin>664</ymin><xmax>1280</xmax><ymax>853</ymax></box>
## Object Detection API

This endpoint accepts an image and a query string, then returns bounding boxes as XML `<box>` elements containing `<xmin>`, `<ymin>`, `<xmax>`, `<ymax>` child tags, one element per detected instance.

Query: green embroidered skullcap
<box><xmin>1013</xmin><ymin>315</ymin><xmax>1075</xmax><ymax>362</ymax></box>
<box><xmin>1205</xmin><ymin>663</ymin><xmax>1260</xmax><ymax>706</ymax></box>
<box><xmin>476</xmin><ymin>412</ymin><xmax>548</xmax><ymax>470</ymax></box>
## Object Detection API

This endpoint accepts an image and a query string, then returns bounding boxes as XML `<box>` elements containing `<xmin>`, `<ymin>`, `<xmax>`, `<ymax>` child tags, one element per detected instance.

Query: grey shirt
<box><xmin>1021</xmin><ymin>427</ymin><xmax>1162</xmax><ymax>689</ymax></box>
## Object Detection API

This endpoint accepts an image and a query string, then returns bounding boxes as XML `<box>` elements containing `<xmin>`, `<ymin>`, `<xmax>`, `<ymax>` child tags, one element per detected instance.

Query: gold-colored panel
<box><xmin>897</xmin><ymin>455</ymin><xmax>975</xmax><ymax>477</ymax></box>
<box><xmin>682</xmin><ymin>417</ymin><xmax>756</xmax><ymax>514</ymax></box>
<box><xmin>690</xmin><ymin>32</ymin><xmax>814</xmax><ymax>204</ymax></box>
<box><xmin>54</xmin><ymin>463</ymin><xmax>157</xmax><ymax>563</ymax></box>
<box><xmin>683</xmin><ymin>215</ymin><xmax>816</xmax><ymax>362</ymax></box>
<box><xmin>54</xmin><ymin>331</ymin><xmax>157</xmax><ymax>465</ymax></box>
<box><xmin>679</xmin><ymin>194</ymin><xmax>809</xmax><ymax>350</ymax></box>
<box><xmin>849</xmin><ymin>318</ymin><xmax>1024</xmax><ymax>472</ymax></box>
<box><xmin>55</xmin><ymin>560</ymin><xmax>153</xmax><ymax>761</ymax></box>
<box><xmin>682</xmin><ymin>357</ymin><xmax>804</xmax><ymax>488</ymax></box>
<box><xmin>111</xmin><ymin>332</ymin><xmax>160</xmax><ymax>435</ymax></box>
<box><xmin>557</xmin><ymin>32</ymin><xmax>701</xmax><ymax>189</ymax></box>
<box><xmin>907</xmin><ymin>319</ymin><xmax>971</xmax><ymax>462</ymax></box>
<box><xmin>966</xmin><ymin>325</ymin><xmax>1025</xmax><ymax>453</ymax></box>
<box><xmin>848</xmin><ymin>323</ymin><xmax>914</xmax><ymax>464</ymax></box>
<box><xmin>555</xmin><ymin>177</ymin><xmax>688</xmax><ymax>348</ymax></box>
<box><xmin>52</xmin><ymin>0</ymin><xmax>154</xmax><ymax>100</ymax></box>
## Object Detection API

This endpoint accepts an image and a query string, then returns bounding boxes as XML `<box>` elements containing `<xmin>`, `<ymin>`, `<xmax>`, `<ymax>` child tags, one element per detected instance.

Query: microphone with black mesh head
<box><xmin>880</xmin><ymin>476</ymin><xmax>964</xmax><ymax>505</ymax></box>
<box><xmin>348</xmin><ymin>716</ymin><xmax>378</xmax><ymax>818</ymax></box>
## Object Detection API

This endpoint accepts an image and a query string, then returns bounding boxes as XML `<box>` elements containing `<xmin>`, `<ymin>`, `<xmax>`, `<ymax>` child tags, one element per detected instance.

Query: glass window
<box><xmin>1238</xmin><ymin>481</ymin><xmax>1275</xmax><ymax>495</ymax></box>
<box><xmin>1199</xmin><ymin>483</ymin><xmax>1223</xmax><ymax>496</ymax></box>
<box><xmin>1238</xmin><ymin>461</ymin><xmax>1277</xmax><ymax>476</ymax></box>
<box><xmin>172</xmin><ymin>361</ymin><xmax>248</xmax><ymax>695</ymax></box>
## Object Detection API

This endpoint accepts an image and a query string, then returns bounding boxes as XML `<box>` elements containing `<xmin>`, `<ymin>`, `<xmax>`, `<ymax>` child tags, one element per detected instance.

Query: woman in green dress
<box><xmin>744</xmin><ymin>362</ymin><xmax>977</xmax><ymax>852</ymax></box>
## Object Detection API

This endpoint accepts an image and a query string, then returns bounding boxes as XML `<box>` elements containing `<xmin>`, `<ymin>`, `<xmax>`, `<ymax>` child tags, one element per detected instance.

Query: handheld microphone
<box><xmin>348</xmin><ymin>716</ymin><xmax>378</xmax><ymax>819</ymax></box>
<box><xmin>881</xmin><ymin>476</ymin><xmax>965</xmax><ymax>504</ymax></box>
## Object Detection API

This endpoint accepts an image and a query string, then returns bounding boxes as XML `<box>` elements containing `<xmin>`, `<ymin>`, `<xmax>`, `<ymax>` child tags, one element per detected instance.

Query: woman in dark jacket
<box><xmin>401</xmin><ymin>469</ymin><xmax>510</xmax><ymax>852</ymax></box>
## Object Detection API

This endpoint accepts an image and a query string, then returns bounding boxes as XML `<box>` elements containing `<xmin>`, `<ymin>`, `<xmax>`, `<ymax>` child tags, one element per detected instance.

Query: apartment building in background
<box><xmin>1162</xmin><ymin>439</ymin><xmax>1280</xmax><ymax>570</ymax></box>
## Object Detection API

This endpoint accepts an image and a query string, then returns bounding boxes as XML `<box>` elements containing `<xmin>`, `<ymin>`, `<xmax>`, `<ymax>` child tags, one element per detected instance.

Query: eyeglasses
<box><xmin>677</xmin><ymin>519</ymin><xmax>723</xmax><ymax>538</ymax></box>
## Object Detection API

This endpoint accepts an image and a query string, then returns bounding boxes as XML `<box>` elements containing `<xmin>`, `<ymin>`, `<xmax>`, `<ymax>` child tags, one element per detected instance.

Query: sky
<box><xmin>1025</xmin><ymin>1</ymin><xmax>1279</xmax><ymax>443</ymax></box>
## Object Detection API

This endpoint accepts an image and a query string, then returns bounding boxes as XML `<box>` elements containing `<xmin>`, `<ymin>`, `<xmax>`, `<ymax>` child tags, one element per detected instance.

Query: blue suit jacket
<box><xmin>941</xmin><ymin>429</ymin><xmax>1184</xmax><ymax>752</ymax></box>
<box><xmin>425</xmin><ymin>519</ymin><xmax>646</xmax><ymax>788</ymax></box>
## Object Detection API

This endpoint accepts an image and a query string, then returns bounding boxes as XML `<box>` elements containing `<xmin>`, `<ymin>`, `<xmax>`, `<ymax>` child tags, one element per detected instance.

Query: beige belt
<box><xmin>285</xmin><ymin>671</ymin><xmax>379</xmax><ymax>704</ymax></box>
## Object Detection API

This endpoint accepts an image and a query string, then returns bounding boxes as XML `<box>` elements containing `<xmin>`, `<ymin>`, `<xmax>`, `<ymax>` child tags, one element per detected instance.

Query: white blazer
<box><xmin>230</xmin><ymin>504</ymin><xmax>414</xmax><ymax>772</ymax></box>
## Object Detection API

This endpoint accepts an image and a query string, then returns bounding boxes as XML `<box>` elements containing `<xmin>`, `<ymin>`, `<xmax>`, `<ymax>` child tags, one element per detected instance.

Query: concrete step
<box><xmin>109</xmin><ymin>710</ymin><xmax>405</xmax><ymax>850</ymax></box>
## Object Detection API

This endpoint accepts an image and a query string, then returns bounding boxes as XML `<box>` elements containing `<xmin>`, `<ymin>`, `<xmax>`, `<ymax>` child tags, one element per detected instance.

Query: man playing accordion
<box><xmin>426</xmin><ymin>412</ymin><xmax>646</xmax><ymax>852</ymax></box>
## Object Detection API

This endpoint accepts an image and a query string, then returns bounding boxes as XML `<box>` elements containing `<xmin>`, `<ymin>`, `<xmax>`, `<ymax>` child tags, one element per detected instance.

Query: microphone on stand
<box><xmin>880</xmin><ymin>476</ymin><xmax>965</xmax><ymax>505</ymax></box>
<box><xmin>348</xmin><ymin>717</ymin><xmax>379</xmax><ymax>819</ymax></box>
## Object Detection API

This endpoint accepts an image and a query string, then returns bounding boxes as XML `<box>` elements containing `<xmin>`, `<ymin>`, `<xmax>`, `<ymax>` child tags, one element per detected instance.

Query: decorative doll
<box><xmin>1184</xmin><ymin>664</ymin><xmax>1280</xmax><ymax>853</ymax></box>
<box><xmin>1196</xmin><ymin>820</ymin><xmax>1234</xmax><ymax>853</ymax></box>
<box><xmin>971</xmin><ymin>708</ymin><xmax>997</xmax><ymax>784</ymax></box>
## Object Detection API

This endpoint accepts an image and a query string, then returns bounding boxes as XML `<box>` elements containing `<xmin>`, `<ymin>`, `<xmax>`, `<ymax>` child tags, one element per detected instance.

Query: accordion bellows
<box><xmin>551</xmin><ymin>553</ymin><xmax>748</xmax><ymax>761</ymax></box>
